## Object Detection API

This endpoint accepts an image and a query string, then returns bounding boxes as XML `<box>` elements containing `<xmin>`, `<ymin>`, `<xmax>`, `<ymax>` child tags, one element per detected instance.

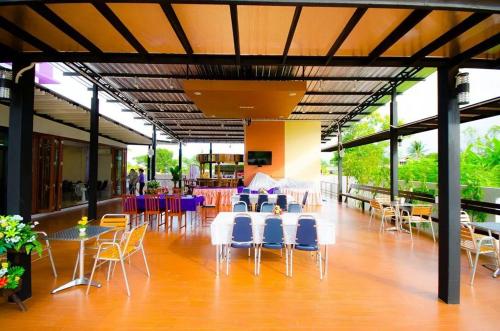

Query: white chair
<box><xmin>368</xmin><ymin>200</ymin><xmax>396</xmax><ymax>231</ymax></box>
<box><xmin>32</xmin><ymin>231</ymin><xmax>57</xmax><ymax>278</ymax></box>
<box><xmin>400</xmin><ymin>205</ymin><xmax>435</xmax><ymax>242</ymax></box>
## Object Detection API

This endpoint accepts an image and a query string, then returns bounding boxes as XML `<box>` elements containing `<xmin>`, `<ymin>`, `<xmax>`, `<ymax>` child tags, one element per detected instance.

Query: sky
<box><xmin>29</xmin><ymin>63</ymin><xmax>499</xmax><ymax>164</ymax></box>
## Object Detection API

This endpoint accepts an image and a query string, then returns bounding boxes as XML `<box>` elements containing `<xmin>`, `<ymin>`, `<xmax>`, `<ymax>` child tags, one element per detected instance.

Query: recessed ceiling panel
<box><xmin>0</xmin><ymin>5</ymin><xmax>86</xmax><ymax>52</ymax></box>
<box><xmin>337</xmin><ymin>8</ymin><xmax>412</xmax><ymax>56</ymax></box>
<box><xmin>109</xmin><ymin>3</ymin><xmax>185</xmax><ymax>54</ymax></box>
<box><xmin>183</xmin><ymin>80</ymin><xmax>306</xmax><ymax>119</ymax></box>
<box><xmin>384</xmin><ymin>11</ymin><xmax>472</xmax><ymax>57</ymax></box>
<box><xmin>48</xmin><ymin>3</ymin><xmax>136</xmax><ymax>53</ymax></box>
<box><xmin>431</xmin><ymin>14</ymin><xmax>500</xmax><ymax>59</ymax></box>
<box><xmin>238</xmin><ymin>5</ymin><xmax>295</xmax><ymax>55</ymax></box>
<box><xmin>0</xmin><ymin>28</ymin><xmax>38</xmax><ymax>52</ymax></box>
<box><xmin>173</xmin><ymin>4</ymin><xmax>234</xmax><ymax>54</ymax></box>
<box><xmin>289</xmin><ymin>7</ymin><xmax>356</xmax><ymax>56</ymax></box>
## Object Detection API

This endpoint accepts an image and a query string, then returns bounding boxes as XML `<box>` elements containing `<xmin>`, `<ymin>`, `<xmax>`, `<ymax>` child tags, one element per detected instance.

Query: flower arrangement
<box><xmin>77</xmin><ymin>216</ymin><xmax>88</xmax><ymax>235</ymax></box>
<box><xmin>0</xmin><ymin>215</ymin><xmax>42</xmax><ymax>255</ymax></box>
<box><xmin>273</xmin><ymin>205</ymin><xmax>282</xmax><ymax>216</ymax></box>
<box><xmin>0</xmin><ymin>261</ymin><xmax>24</xmax><ymax>290</ymax></box>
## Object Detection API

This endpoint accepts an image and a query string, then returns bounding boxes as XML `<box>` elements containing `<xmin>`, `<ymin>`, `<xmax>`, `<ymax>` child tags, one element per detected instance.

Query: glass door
<box><xmin>34</xmin><ymin>135</ymin><xmax>63</xmax><ymax>212</ymax></box>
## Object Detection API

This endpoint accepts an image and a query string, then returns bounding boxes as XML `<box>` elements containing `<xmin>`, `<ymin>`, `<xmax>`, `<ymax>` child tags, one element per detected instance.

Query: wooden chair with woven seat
<box><xmin>144</xmin><ymin>194</ymin><xmax>163</xmax><ymax>229</ymax></box>
<box><xmin>165</xmin><ymin>194</ymin><xmax>186</xmax><ymax>230</ymax></box>
<box><xmin>87</xmin><ymin>222</ymin><xmax>150</xmax><ymax>296</ymax></box>
<box><xmin>368</xmin><ymin>199</ymin><xmax>396</xmax><ymax>231</ymax></box>
<box><xmin>460</xmin><ymin>223</ymin><xmax>499</xmax><ymax>285</ymax></box>
<box><xmin>122</xmin><ymin>195</ymin><xmax>141</xmax><ymax>228</ymax></box>
<box><xmin>202</xmin><ymin>191</ymin><xmax>221</xmax><ymax>223</ymax></box>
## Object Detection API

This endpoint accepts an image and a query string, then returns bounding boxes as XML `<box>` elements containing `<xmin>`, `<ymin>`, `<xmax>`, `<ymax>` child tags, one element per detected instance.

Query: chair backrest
<box><xmin>263</xmin><ymin>216</ymin><xmax>284</xmax><ymax>244</ymax></box>
<box><xmin>214</xmin><ymin>192</ymin><xmax>221</xmax><ymax>212</ymax></box>
<box><xmin>166</xmin><ymin>195</ymin><xmax>182</xmax><ymax>213</ymax></box>
<box><xmin>232</xmin><ymin>214</ymin><xmax>253</xmax><ymax>243</ymax></box>
<box><xmin>460</xmin><ymin>210</ymin><xmax>470</xmax><ymax>223</ymax></box>
<box><xmin>295</xmin><ymin>216</ymin><xmax>318</xmax><ymax>247</ymax></box>
<box><xmin>260</xmin><ymin>202</ymin><xmax>274</xmax><ymax>213</ymax></box>
<box><xmin>122</xmin><ymin>195</ymin><xmax>137</xmax><ymax>213</ymax></box>
<box><xmin>288</xmin><ymin>203</ymin><xmax>302</xmax><ymax>213</ymax></box>
<box><xmin>412</xmin><ymin>205</ymin><xmax>432</xmax><ymax>217</ymax></box>
<box><xmin>172</xmin><ymin>187</ymin><xmax>182</xmax><ymax>195</ymax></box>
<box><xmin>256</xmin><ymin>194</ymin><xmax>268</xmax><ymax>212</ymax></box>
<box><xmin>460</xmin><ymin>224</ymin><xmax>476</xmax><ymax>251</ymax></box>
<box><xmin>100</xmin><ymin>214</ymin><xmax>129</xmax><ymax>229</ymax></box>
<box><xmin>122</xmin><ymin>222</ymin><xmax>149</xmax><ymax>253</ymax></box>
<box><xmin>242</xmin><ymin>188</ymin><xmax>251</xmax><ymax>194</ymax></box>
<box><xmin>239</xmin><ymin>193</ymin><xmax>250</xmax><ymax>206</ymax></box>
<box><xmin>276</xmin><ymin>194</ymin><xmax>287</xmax><ymax>210</ymax></box>
<box><xmin>301</xmin><ymin>191</ymin><xmax>309</xmax><ymax>207</ymax></box>
<box><xmin>370</xmin><ymin>199</ymin><xmax>382</xmax><ymax>210</ymax></box>
<box><xmin>144</xmin><ymin>194</ymin><xmax>161</xmax><ymax>212</ymax></box>
<box><xmin>232</xmin><ymin>201</ymin><xmax>248</xmax><ymax>212</ymax></box>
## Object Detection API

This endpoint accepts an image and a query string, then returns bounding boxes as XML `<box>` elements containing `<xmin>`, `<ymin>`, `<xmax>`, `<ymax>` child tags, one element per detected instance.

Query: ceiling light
<box><xmin>239</xmin><ymin>106</ymin><xmax>254</xmax><ymax>109</ymax></box>
<box><xmin>211</xmin><ymin>115</ymin><xmax>216</xmax><ymax>118</ymax></box>
<box><xmin>279</xmin><ymin>116</ymin><xmax>284</xmax><ymax>119</ymax></box>
<box><xmin>194</xmin><ymin>91</ymin><xmax>202</xmax><ymax>96</ymax></box>
<box><xmin>289</xmin><ymin>92</ymin><xmax>296</xmax><ymax>96</ymax></box>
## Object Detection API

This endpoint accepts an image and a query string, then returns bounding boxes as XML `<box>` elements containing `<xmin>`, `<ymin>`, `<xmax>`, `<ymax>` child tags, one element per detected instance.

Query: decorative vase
<box><xmin>79</xmin><ymin>228</ymin><xmax>86</xmax><ymax>236</ymax></box>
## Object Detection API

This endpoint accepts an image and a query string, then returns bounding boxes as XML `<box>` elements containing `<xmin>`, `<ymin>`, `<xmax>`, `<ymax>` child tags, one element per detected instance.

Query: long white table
<box><xmin>211</xmin><ymin>212</ymin><xmax>335</xmax><ymax>275</ymax></box>
<box><xmin>231</xmin><ymin>194</ymin><xmax>295</xmax><ymax>206</ymax></box>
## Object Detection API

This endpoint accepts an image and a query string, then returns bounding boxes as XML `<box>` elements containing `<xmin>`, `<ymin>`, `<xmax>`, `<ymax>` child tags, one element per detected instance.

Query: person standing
<box><xmin>138</xmin><ymin>168</ymin><xmax>145</xmax><ymax>195</ymax></box>
<box><xmin>127</xmin><ymin>169</ymin><xmax>138</xmax><ymax>194</ymax></box>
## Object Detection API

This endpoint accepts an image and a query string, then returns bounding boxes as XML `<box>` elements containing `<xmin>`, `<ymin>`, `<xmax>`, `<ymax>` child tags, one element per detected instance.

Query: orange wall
<box><xmin>244</xmin><ymin>121</ymin><xmax>285</xmax><ymax>185</ymax></box>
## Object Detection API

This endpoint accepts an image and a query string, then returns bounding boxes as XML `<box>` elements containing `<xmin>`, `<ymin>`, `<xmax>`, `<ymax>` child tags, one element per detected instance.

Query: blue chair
<box><xmin>227</xmin><ymin>214</ymin><xmax>256</xmax><ymax>275</ymax></box>
<box><xmin>255</xmin><ymin>194</ymin><xmax>268</xmax><ymax>212</ymax></box>
<box><xmin>239</xmin><ymin>194</ymin><xmax>251</xmax><ymax>211</ymax></box>
<box><xmin>288</xmin><ymin>203</ymin><xmax>302</xmax><ymax>213</ymax></box>
<box><xmin>257</xmin><ymin>216</ymin><xmax>287</xmax><ymax>275</ymax></box>
<box><xmin>242</xmin><ymin>188</ymin><xmax>251</xmax><ymax>194</ymax></box>
<box><xmin>290</xmin><ymin>216</ymin><xmax>324</xmax><ymax>279</ymax></box>
<box><xmin>232</xmin><ymin>201</ymin><xmax>248</xmax><ymax>212</ymax></box>
<box><xmin>260</xmin><ymin>202</ymin><xmax>274</xmax><ymax>213</ymax></box>
<box><xmin>276</xmin><ymin>194</ymin><xmax>287</xmax><ymax>211</ymax></box>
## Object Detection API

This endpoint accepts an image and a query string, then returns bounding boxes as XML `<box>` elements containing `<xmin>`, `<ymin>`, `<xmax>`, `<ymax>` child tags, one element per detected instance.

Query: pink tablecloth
<box><xmin>281</xmin><ymin>188</ymin><xmax>323</xmax><ymax>206</ymax></box>
<box><xmin>193</xmin><ymin>188</ymin><xmax>238</xmax><ymax>206</ymax></box>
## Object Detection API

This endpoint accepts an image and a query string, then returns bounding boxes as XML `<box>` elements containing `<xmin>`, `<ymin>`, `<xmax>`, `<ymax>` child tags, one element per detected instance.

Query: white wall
<box><xmin>284</xmin><ymin>121</ymin><xmax>321</xmax><ymax>183</ymax></box>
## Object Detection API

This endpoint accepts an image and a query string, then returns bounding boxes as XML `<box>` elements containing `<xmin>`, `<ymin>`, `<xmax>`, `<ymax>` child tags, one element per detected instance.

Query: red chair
<box><xmin>165</xmin><ymin>195</ymin><xmax>186</xmax><ymax>230</ymax></box>
<box><xmin>122</xmin><ymin>195</ymin><xmax>141</xmax><ymax>228</ymax></box>
<box><xmin>144</xmin><ymin>195</ymin><xmax>163</xmax><ymax>230</ymax></box>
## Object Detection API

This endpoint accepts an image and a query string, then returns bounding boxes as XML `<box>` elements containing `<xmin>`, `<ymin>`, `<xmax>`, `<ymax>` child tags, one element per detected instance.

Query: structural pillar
<box><xmin>437</xmin><ymin>66</ymin><xmax>461</xmax><ymax>304</ymax></box>
<box><xmin>209</xmin><ymin>142</ymin><xmax>213</xmax><ymax>178</ymax></box>
<box><xmin>7</xmin><ymin>60</ymin><xmax>35</xmax><ymax>300</ymax></box>
<box><xmin>178</xmin><ymin>142</ymin><xmax>183</xmax><ymax>189</ymax></box>
<box><xmin>337</xmin><ymin>128</ymin><xmax>343</xmax><ymax>203</ymax></box>
<box><xmin>88</xmin><ymin>84</ymin><xmax>99</xmax><ymax>221</ymax></box>
<box><xmin>389</xmin><ymin>88</ymin><xmax>399</xmax><ymax>201</ymax></box>
<box><xmin>146</xmin><ymin>144</ymin><xmax>151</xmax><ymax>180</ymax></box>
<box><xmin>151</xmin><ymin>126</ymin><xmax>156</xmax><ymax>180</ymax></box>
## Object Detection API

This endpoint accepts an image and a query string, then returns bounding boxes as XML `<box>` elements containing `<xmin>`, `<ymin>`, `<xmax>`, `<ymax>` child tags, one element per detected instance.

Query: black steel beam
<box><xmin>282</xmin><ymin>6</ymin><xmax>302</xmax><ymax>65</ymax></box>
<box><xmin>450</xmin><ymin>32</ymin><xmax>500</xmax><ymax>67</ymax></box>
<box><xmin>29</xmin><ymin>3</ymin><xmax>102</xmax><ymax>53</ymax></box>
<box><xmin>367</xmin><ymin>10</ymin><xmax>431</xmax><ymax>64</ymax></box>
<box><xmin>0</xmin><ymin>16</ymin><xmax>56</xmax><ymax>52</ymax></box>
<box><xmin>325</xmin><ymin>8</ymin><xmax>366</xmax><ymax>65</ymax></box>
<box><xmin>389</xmin><ymin>88</ymin><xmax>398</xmax><ymax>200</ymax></box>
<box><xmin>118</xmin><ymin>88</ymin><xmax>400</xmax><ymax>96</ymax></box>
<box><xmin>437</xmin><ymin>66</ymin><xmax>461</xmax><ymax>304</ymax></box>
<box><xmin>93</xmin><ymin>2</ymin><xmax>147</xmax><ymax>54</ymax></box>
<box><xmin>230</xmin><ymin>4</ymin><xmax>240</xmax><ymax>65</ymax></box>
<box><xmin>88</xmin><ymin>84</ymin><xmax>99</xmax><ymax>221</ymax></box>
<box><xmin>178</xmin><ymin>142</ymin><xmax>183</xmax><ymax>189</ymax></box>
<box><xmin>120</xmin><ymin>88</ymin><xmax>185</xmax><ymax>93</ymax></box>
<box><xmin>209</xmin><ymin>142</ymin><xmax>213</xmax><ymax>178</ymax></box>
<box><xmin>160</xmin><ymin>3</ymin><xmax>193</xmax><ymax>55</ymax></box>
<box><xmin>151</xmin><ymin>126</ymin><xmax>156</xmax><ymax>180</ymax></box>
<box><xmin>6</xmin><ymin>60</ymin><xmax>35</xmax><ymax>301</ymax></box>
<box><xmin>299</xmin><ymin>102</ymin><xmax>384</xmax><ymax>107</ymax></box>
<box><xmin>409</xmin><ymin>13</ymin><xmax>491</xmax><ymax>65</ymax></box>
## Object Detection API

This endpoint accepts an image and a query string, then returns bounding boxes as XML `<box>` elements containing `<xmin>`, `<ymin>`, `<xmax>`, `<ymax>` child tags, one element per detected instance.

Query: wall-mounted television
<box><xmin>247</xmin><ymin>151</ymin><xmax>272</xmax><ymax>167</ymax></box>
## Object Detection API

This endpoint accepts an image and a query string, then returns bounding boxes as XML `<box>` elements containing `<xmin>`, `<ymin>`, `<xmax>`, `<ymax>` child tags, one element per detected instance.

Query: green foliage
<box><xmin>407</xmin><ymin>140</ymin><xmax>426</xmax><ymax>159</ymax></box>
<box><xmin>133</xmin><ymin>149</ymin><xmax>177</xmax><ymax>174</ymax></box>
<box><xmin>0</xmin><ymin>215</ymin><xmax>42</xmax><ymax>255</ymax></box>
<box><xmin>146</xmin><ymin>180</ymin><xmax>161</xmax><ymax>189</ymax></box>
<box><xmin>169</xmin><ymin>165</ymin><xmax>181</xmax><ymax>182</ymax></box>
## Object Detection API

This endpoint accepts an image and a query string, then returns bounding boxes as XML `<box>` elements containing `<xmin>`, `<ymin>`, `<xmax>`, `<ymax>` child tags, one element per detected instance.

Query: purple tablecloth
<box><xmin>136</xmin><ymin>195</ymin><xmax>204</xmax><ymax>212</ymax></box>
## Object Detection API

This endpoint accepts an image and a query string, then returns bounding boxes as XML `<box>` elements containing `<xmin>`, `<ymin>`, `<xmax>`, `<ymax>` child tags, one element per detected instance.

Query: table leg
<box><xmin>324</xmin><ymin>245</ymin><xmax>328</xmax><ymax>277</ymax></box>
<box><xmin>216</xmin><ymin>245</ymin><xmax>220</xmax><ymax>276</ymax></box>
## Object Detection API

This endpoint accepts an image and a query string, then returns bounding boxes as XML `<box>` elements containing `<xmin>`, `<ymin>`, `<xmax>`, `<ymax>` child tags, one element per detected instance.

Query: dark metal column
<box><xmin>389</xmin><ymin>88</ymin><xmax>399</xmax><ymax>201</ymax></box>
<box><xmin>337</xmin><ymin>127</ymin><xmax>343</xmax><ymax>203</ymax></box>
<box><xmin>88</xmin><ymin>84</ymin><xmax>99</xmax><ymax>221</ymax></box>
<box><xmin>151</xmin><ymin>126</ymin><xmax>156</xmax><ymax>180</ymax></box>
<box><xmin>178</xmin><ymin>142</ymin><xmax>183</xmax><ymax>189</ymax></box>
<box><xmin>6</xmin><ymin>60</ymin><xmax>35</xmax><ymax>301</ymax></box>
<box><xmin>437</xmin><ymin>66</ymin><xmax>461</xmax><ymax>304</ymax></box>
<box><xmin>146</xmin><ymin>145</ymin><xmax>151</xmax><ymax>179</ymax></box>
<box><xmin>209</xmin><ymin>142</ymin><xmax>213</xmax><ymax>178</ymax></box>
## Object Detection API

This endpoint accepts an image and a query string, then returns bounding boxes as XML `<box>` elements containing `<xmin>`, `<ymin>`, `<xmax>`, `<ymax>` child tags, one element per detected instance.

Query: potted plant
<box><xmin>169</xmin><ymin>166</ymin><xmax>181</xmax><ymax>188</ymax></box>
<box><xmin>77</xmin><ymin>216</ymin><xmax>88</xmax><ymax>236</ymax></box>
<box><xmin>145</xmin><ymin>180</ymin><xmax>161</xmax><ymax>194</ymax></box>
<box><xmin>0</xmin><ymin>260</ymin><xmax>26</xmax><ymax>311</ymax></box>
<box><xmin>0</xmin><ymin>215</ymin><xmax>42</xmax><ymax>256</ymax></box>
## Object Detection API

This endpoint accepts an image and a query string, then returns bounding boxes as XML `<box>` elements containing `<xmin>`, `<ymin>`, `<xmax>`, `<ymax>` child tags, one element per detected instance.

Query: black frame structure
<box><xmin>1</xmin><ymin>0</ymin><xmax>498</xmax><ymax>305</ymax></box>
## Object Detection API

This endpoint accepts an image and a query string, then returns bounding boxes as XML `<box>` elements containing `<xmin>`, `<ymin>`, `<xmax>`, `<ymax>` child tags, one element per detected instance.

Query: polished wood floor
<box><xmin>1</xmin><ymin>199</ymin><xmax>499</xmax><ymax>330</ymax></box>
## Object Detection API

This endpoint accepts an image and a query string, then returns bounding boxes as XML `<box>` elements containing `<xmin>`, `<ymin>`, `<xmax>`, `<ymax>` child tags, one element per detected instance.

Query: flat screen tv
<box><xmin>247</xmin><ymin>151</ymin><xmax>272</xmax><ymax>167</ymax></box>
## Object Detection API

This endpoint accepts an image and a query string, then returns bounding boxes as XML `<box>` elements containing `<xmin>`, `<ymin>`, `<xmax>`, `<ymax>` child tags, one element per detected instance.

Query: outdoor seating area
<box><xmin>0</xmin><ymin>1</ymin><xmax>499</xmax><ymax>329</ymax></box>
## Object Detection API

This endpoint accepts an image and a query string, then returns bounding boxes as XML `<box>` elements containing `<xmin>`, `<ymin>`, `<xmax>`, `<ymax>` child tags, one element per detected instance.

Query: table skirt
<box><xmin>281</xmin><ymin>188</ymin><xmax>323</xmax><ymax>206</ymax></box>
<box><xmin>136</xmin><ymin>195</ymin><xmax>204</xmax><ymax>212</ymax></box>
<box><xmin>193</xmin><ymin>188</ymin><xmax>237</xmax><ymax>206</ymax></box>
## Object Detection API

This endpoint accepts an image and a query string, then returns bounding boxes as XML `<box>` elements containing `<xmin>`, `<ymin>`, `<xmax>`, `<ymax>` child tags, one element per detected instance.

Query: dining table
<box><xmin>210</xmin><ymin>212</ymin><xmax>335</xmax><ymax>276</ymax></box>
<box><xmin>136</xmin><ymin>194</ymin><xmax>204</xmax><ymax>212</ymax></box>
<box><xmin>381</xmin><ymin>201</ymin><xmax>414</xmax><ymax>232</ymax></box>
<box><xmin>231</xmin><ymin>193</ymin><xmax>295</xmax><ymax>207</ymax></box>
<box><xmin>47</xmin><ymin>225</ymin><xmax>112</xmax><ymax>294</ymax></box>
<box><xmin>470</xmin><ymin>222</ymin><xmax>500</xmax><ymax>278</ymax></box>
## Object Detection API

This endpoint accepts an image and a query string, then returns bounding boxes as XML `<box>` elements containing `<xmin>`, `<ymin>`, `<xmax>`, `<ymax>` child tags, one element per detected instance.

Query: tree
<box><xmin>132</xmin><ymin>148</ymin><xmax>177</xmax><ymax>174</ymax></box>
<box><xmin>408</xmin><ymin>141</ymin><xmax>426</xmax><ymax>159</ymax></box>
